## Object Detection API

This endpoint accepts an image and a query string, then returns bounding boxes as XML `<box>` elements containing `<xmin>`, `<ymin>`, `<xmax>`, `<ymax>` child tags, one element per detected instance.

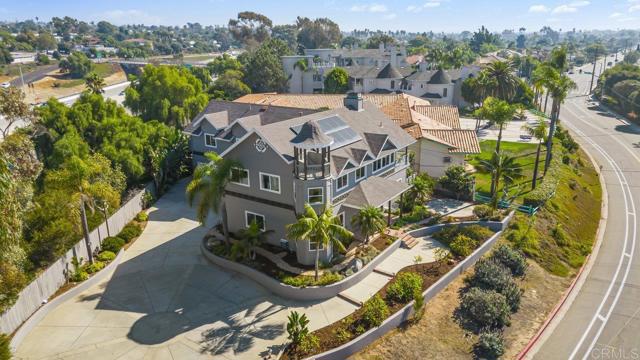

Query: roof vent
<box><xmin>344</xmin><ymin>92</ymin><xmax>364</xmax><ymax>112</ymax></box>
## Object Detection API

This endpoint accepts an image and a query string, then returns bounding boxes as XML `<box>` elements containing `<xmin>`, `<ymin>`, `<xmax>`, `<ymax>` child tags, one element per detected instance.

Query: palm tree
<box><xmin>293</xmin><ymin>58</ymin><xmax>308</xmax><ymax>93</ymax></box>
<box><xmin>351</xmin><ymin>206</ymin><xmax>387</xmax><ymax>244</ymax></box>
<box><xmin>409</xmin><ymin>173</ymin><xmax>434</xmax><ymax>205</ymax></box>
<box><xmin>475</xmin><ymin>97</ymin><xmax>516</xmax><ymax>156</ymax></box>
<box><xmin>235</xmin><ymin>220</ymin><xmax>274</xmax><ymax>260</ymax></box>
<box><xmin>85</xmin><ymin>72</ymin><xmax>106</xmax><ymax>95</ymax></box>
<box><xmin>544</xmin><ymin>74</ymin><xmax>577</xmax><ymax>174</ymax></box>
<box><xmin>186</xmin><ymin>152</ymin><xmax>242</xmax><ymax>248</ymax></box>
<box><xmin>286</xmin><ymin>204</ymin><xmax>352</xmax><ymax>281</ymax></box>
<box><xmin>479</xmin><ymin>152</ymin><xmax>524</xmax><ymax>209</ymax></box>
<box><xmin>534</xmin><ymin>63</ymin><xmax>559</xmax><ymax>114</ymax></box>
<box><xmin>522</xmin><ymin>118</ymin><xmax>547</xmax><ymax>189</ymax></box>
<box><xmin>483</xmin><ymin>60</ymin><xmax>520</xmax><ymax>102</ymax></box>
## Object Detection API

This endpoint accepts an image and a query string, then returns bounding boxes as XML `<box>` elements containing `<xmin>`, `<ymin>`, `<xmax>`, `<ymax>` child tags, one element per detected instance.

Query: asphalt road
<box><xmin>8</xmin><ymin>64</ymin><xmax>58</xmax><ymax>87</ymax></box>
<box><xmin>533</xmin><ymin>55</ymin><xmax>640</xmax><ymax>360</ymax></box>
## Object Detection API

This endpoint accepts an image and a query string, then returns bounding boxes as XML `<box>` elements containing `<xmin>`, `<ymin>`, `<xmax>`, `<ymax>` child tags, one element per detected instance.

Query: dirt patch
<box><xmin>0</xmin><ymin>75</ymin><xmax>14</xmax><ymax>83</ymax></box>
<box><xmin>352</xmin><ymin>269</ymin><xmax>474</xmax><ymax>360</ymax></box>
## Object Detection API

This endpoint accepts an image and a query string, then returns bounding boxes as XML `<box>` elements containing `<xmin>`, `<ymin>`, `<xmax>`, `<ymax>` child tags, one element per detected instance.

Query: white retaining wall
<box><xmin>0</xmin><ymin>184</ymin><xmax>153</xmax><ymax>335</ymax></box>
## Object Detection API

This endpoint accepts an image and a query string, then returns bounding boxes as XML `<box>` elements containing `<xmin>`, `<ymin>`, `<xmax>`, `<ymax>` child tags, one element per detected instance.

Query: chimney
<box><xmin>344</xmin><ymin>92</ymin><xmax>364</xmax><ymax>111</ymax></box>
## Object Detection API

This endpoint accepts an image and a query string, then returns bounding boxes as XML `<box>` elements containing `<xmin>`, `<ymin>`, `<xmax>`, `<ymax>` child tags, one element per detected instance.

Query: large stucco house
<box><xmin>184</xmin><ymin>93</ymin><xmax>415</xmax><ymax>265</ymax></box>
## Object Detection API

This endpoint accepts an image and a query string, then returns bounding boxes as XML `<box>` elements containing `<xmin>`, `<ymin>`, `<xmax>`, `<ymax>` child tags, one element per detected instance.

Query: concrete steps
<box><xmin>373</xmin><ymin>268</ymin><xmax>395</xmax><ymax>278</ymax></box>
<box><xmin>402</xmin><ymin>234</ymin><xmax>419</xmax><ymax>249</ymax></box>
<box><xmin>337</xmin><ymin>292</ymin><xmax>363</xmax><ymax>307</ymax></box>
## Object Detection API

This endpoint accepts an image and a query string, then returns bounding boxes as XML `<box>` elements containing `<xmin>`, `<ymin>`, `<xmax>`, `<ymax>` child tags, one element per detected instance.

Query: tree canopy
<box><xmin>240</xmin><ymin>38</ymin><xmax>292</xmax><ymax>93</ymax></box>
<box><xmin>323</xmin><ymin>67</ymin><xmax>349</xmax><ymax>94</ymax></box>
<box><xmin>296</xmin><ymin>17</ymin><xmax>341</xmax><ymax>50</ymax></box>
<box><xmin>59</xmin><ymin>51</ymin><xmax>94</xmax><ymax>78</ymax></box>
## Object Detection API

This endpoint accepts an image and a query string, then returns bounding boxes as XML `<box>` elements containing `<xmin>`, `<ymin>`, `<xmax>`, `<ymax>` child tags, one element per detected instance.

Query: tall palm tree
<box><xmin>475</xmin><ymin>96</ymin><xmax>516</xmax><ymax>156</ymax></box>
<box><xmin>522</xmin><ymin>118</ymin><xmax>548</xmax><ymax>189</ymax></box>
<box><xmin>287</xmin><ymin>204</ymin><xmax>352</xmax><ymax>281</ymax></box>
<box><xmin>409</xmin><ymin>173</ymin><xmax>434</xmax><ymax>205</ymax></box>
<box><xmin>235</xmin><ymin>220</ymin><xmax>274</xmax><ymax>260</ymax></box>
<box><xmin>544</xmin><ymin>74</ymin><xmax>577</xmax><ymax>173</ymax></box>
<box><xmin>483</xmin><ymin>60</ymin><xmax>520</xmax><ymax>102</ymax></box>
<box><xmin>479</xmin><ymin>152</ymin><xmax>524</xmax><ymax>209</ymax></box>
<box><xmin>85</xmin><ymin>72</ymin><xmax>106</xmax><ymax>95</ymax></box>
<box><xmin>351</xmin><ymin>206</ymin><xmax>387</xmax><ymax>244</ymax></box>
<box><xmin>293</xmin><ymin>59</ymin><xmax>308</xmax><ymax>93</ymax></box>
<box><xmin>186</xmin><ymin>152</ymin><xmax>242</xmax><ymax>247</ymax></box>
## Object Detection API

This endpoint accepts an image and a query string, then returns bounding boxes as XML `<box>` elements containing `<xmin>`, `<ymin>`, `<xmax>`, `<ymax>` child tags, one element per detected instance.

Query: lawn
<box><xmin>468</xmin><ymin>140</ymin><xmax>545</xmax><ymax>205</ymax></box>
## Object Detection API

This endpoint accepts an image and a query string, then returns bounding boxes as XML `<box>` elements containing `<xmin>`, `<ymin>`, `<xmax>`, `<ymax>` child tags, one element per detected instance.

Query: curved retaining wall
<box><xmin>9</xmin><ymin>249</ymin><xmax>125</xmax><ymax>351</ymax></box>
<box><xmin>304</xmin><ymin>211</ymin><xmax>515</xmax><ymax>360</ymax></box>
<box><xmin>201</xmin><ymin>238</ymin><xmax>402</xmax><ymax>301</ymax></box>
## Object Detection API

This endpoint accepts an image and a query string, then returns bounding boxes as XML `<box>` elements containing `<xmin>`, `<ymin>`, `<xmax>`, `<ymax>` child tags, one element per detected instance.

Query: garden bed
<box><xmin>281</xmin><ymin>260</ymin><xmax>456</xmax><ymax>360</ymax></box>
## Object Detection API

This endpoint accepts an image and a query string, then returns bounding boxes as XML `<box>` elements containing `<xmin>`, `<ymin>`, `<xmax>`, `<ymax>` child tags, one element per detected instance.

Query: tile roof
<box><xmin>413</xmin><ymin>105</ymin><xmax>461</xmax><ymax>129</ymax></box>
<box><xmin>376</xmin><ymin>63</ymin><xmax>404</xmax><ymax>79</ymax></box>
<box><xmin>343</xmin><ymin>176</ymin><xmax>411</xmax><ymax>209</ymax></box>
<box><xmin>422</xmin><ymin>129</ymin><xmax>481</xmax><ymax>154</ymax></box>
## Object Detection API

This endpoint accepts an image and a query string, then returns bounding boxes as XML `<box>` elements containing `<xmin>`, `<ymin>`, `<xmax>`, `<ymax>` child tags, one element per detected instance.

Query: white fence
<box><xmin>0</xmin><ymin>184</ymin><xmax>153</xmax><ymax>335</ymax></box>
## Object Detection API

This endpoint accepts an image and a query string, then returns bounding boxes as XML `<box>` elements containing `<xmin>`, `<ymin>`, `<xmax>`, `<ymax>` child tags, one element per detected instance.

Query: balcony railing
<box><xmin>295</xmin><ymin>163</ymin><xmax>330</xmax><ymax>180</ymax></box>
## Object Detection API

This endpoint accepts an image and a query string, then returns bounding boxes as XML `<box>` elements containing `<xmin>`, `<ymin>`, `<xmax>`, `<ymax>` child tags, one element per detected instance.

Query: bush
<box><xmin>101</xmin><ymin>236</ymin><xmax>125</xmax><ymax>253</ymax></box>
<box><xmin>387</xmin><ymin>272</ymin><xmax>423</xmax><ymax>303</ymax></box>
<box><xmin>502</xmin><ymin>281</ymin><xmax>523</xmax><ymax>312</ymax></box>
<box><xmin>0</xmin><ymin>333</ymin><xmax>10</xmax><ymax>360</ymax></box>
<box><xmin>83</xmin><ymin>261</ymin><xmax>105</xmax><ymax>274</ymax></box>
<box><xmin>298</xmin><ymin>333</ymin><xmax>319</xmax><ymax>354</ymax></box>
<box><xmin>286</xmin><ymin>311</ymin><xmax>309</xmax><ymax>347</ymax></box>
<box><xmin>118</xmin><ymin>223</ymin><xmax>143</xmax><ymax>243</ymax></box>
<box><xmin>433</xmin><ymin>225</ymin><xmax>494</xmax><ymax>246</ymax></box>
<box><xmin>362</xmin><ymin>294</ymin><xmax>389</xmax><ymax>328</ymax></box>
<box><xmin>473</xmin><ymin>204</ymin><xmax>494</xmax><ymax>219</ymax></box>
<box><xmin>97</xmin><ymin>251</ymin><xmax>116</xmax><ymax>262</ymax></box>
<box><xmin>475</xmin><ymin>329</ymin><xmax>505</xmax><ymax>360</ymax></box>
<box><xmin>490</xmin><ymin>245</ymin><xmax>528</xmax><ymax>277</ymax></box>
<box><xmin>458</xmin><ymin>288</ymin><xmax>511</xmax><ymax>329</ymax></box>
<box><xmin>450</xmin><ymin>234</ymin><xmax>477</xmax><ymax>257</ymax></box>
<box><xmin>135</xmin><ymin>211</ymin><xmax>148</xmax><ymax>222</ymax></box>
<box><xmin>281</xmin><ymin>272</ymin><xmax>342</xmax><ymax>287</ymax></box>
<box><xmin>468</xmin><ymin>258</ymin><xmax>522</xmax><ymax>312</ymax></box>
<box><xmin>69</xmin><ymin>269</ymin><xmax>88</xmax><ymax>282</ymax></box>
<box><xmin>0</xmin><ymin>261</ymin><xmax>27</xmax><ymax>313</ymax></box>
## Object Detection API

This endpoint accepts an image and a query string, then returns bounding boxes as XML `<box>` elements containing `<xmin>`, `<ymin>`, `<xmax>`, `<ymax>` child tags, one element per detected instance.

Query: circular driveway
<box><xmin>15</xmin><ymin>180</ymin><xmax>356</xmax><ymax>359</ymax></box>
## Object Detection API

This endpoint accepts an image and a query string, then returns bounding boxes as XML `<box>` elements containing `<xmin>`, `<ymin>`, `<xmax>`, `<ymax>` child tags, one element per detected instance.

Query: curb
<box><xmin>516</xmin><ymin>122</ymin><xmax>609</xmax><ymax>359</ymax></box>
<box><xmin>9</xmin><ymin>249</ymin><xmax>125</xmax><ymax>352</ymax></box>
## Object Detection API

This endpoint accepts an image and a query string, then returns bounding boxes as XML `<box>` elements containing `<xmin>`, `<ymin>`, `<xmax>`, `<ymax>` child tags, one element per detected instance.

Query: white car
<box><xmin>0</xmin><ymin>82</ymin><xmax>10</xmax><ymax>89</ymax></box>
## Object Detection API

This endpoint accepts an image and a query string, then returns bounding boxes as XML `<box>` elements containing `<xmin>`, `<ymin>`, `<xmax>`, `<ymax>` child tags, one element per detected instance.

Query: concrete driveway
<box><xmin>15</xmin><ymin>180</ymin><xmax>357</xmax><ymax>359</ymax></box>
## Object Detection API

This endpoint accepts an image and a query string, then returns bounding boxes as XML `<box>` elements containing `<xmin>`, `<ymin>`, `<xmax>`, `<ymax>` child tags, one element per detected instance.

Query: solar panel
<box><xmin>289</xmin><ymin>115</ymin><xmax>361</xmax><ymax>149</ymax></box>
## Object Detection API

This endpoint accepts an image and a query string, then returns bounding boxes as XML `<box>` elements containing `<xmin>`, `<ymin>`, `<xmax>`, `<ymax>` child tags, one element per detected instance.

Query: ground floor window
<box><xmin>308</xmin><ymin>187</ymin><xmax>324</xmax><ymax>204</ymax></box>
<box><xmin>245</xmin><ymin>211</ymin><xmax>265</xmax><ymax>231</ymax></box>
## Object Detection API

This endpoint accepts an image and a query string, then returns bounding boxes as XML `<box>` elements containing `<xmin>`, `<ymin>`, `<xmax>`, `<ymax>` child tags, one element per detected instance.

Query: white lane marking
<box><xmin>563</xmin><ymin>104</ymin><xmax>638</xmax><ymax>360</ymax></box>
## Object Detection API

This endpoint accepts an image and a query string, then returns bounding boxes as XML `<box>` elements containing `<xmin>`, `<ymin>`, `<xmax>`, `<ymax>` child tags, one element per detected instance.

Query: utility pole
<box><xmin>589</xmin><ymin>47</ymin><xmax>598</xmax><ymax>94</ymax></box>
<box><xmin>80</xmin><ymin>199</ymin><xmax>94</xmax><ymax>264</ymax></box>
<box><xmin>18</xmin><ymin>64</ymin><xmax>25</xmax><ymax>89</ymax></box>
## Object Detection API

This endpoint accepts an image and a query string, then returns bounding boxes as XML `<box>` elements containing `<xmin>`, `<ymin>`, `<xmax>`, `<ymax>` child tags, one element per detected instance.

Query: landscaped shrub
<box><xmin>490</xmin><ymin>245</ymin><xmax>528</xmax><ymax>277</ymax></box>
<box><xmin>0</xmin><ymin>261</ymin><xmax>27</xmax><ymax>313</ymax></box>
<box><xmin>449</xmin><ymin>234</ymin><xmax>477</xmax><ymax>257</ymax></box>
<box><xmin>83</xmin><ymin>261</ymin><xmax>105</xmax><ymax>274</ymax></box>
<box><xmin>101</xmin><ymin>236</ymin><xmax>125</xmax><ymax>253</ymax></box>
<box><xmin>433</xmin><ymin>225</ymin><xmax>494</xmax><ymax>247</ymax></box>
<box><xmin>386</xmin><ymin>272</ymin><xmax>423</xmax><ymax>303</ymax></box>
<box><xmin>281</xmin><ymin>272</ymin><xmax>343</xmax><ymax>287</ymax></box>
<box><xmin>135</xmin><ymin>211</ymin><xmax>148</xmax><ymax>222</ymax></box>
<box><xmin>97</xmin><ymin>251</ymin><xmax>116</xmax><ymax>262</ymax></box>
<box><xmin>467</xmin><ymin>258</ymin><xmax>512</xmax><ymax>291</ymax></box>
<box><xmin>501</xmin><ymin>281</ymin><xmax>523</xmax><ymax>312</ymax></box>
<box><xmin>118</xmin><ymin>223</ymin><xmax>143</xmax><ymax>243</ymax></box>
<box><xmin>474</xmin><ymin>329</ymin><xmax>505</xmax><ymax>360</ymax></box>
<box><xmin>0</xmin><ymin>333</ymin><xmax>10</xmax><ymax>360</ymax></box>
<box><xmin>298</xmin><ymin>334</ymin><xmax>319</xmax><ymax>354</ymax></box>
<box><xmin>286</xmin><ymin>311</ymin><xmax>310</xmax><ymax>348</ymax></box>
<box><xmin>69</xmin><ymin>269</ymin><xmax>88</xmax><ymax>282</ymax></box>
<box><xmin>458</xmin><ymin>288</ymin><xmax>511</xmax><ymax>329</ymax></box>
<box><xmin>362</xmin><ymin>294</ymin><xmax>389</xmax><ymax>328</ymax></box>
<box><xmin>473</xmin><ymin>204</ymin><xmax>494</xmax><ymax>219</ymax></box>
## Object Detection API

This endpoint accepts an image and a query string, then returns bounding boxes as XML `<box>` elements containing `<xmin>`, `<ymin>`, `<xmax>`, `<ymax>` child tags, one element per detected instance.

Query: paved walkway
<box><xmin>14</xmin><ymin>179</ymin><xmax>441</xmax><ymax>359</ymax></box>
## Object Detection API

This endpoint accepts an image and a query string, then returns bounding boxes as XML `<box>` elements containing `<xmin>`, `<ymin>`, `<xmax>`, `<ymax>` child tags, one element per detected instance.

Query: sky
<box><xmin>0</xmin><ymin>0</ymin><xmax>638</xmax><ymax>33</ymax></box>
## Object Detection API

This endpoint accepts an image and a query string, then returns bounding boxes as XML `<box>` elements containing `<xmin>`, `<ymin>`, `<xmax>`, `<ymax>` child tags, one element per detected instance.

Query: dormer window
<box><xmin>336</xmin><ymin>174</ymin><xmax>348</xmax><ymax>190</ymax></box>
<box><xmin>204</xmin><ymin>133</ymin><xmax>217</xmax><ymax>148</ymax></box>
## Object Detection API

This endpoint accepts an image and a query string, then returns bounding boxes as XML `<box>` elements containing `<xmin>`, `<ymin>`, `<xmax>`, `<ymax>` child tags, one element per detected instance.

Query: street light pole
<box><xmin>589</xmin><ymin>48</ymin><xmax>598</xmax><ymax>94</ymax></box>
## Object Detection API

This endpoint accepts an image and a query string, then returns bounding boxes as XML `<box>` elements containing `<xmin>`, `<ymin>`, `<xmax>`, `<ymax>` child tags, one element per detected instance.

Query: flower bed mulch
<box><xmin>281</xmin><ymin>260</ymin><xmax>456</xmax><ymax>360</ymax></box>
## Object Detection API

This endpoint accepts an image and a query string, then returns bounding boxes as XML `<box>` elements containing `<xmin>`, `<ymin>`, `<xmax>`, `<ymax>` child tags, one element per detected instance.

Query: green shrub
<box><xmin>135</xmin><ymin>211</ymin><xmax>148</xmax><ymax>222</ymax></box>
<box><xmin>298</xmin><ymin>334</ymin><xmax>319</xmax><ymax>354</ymax></box>
<box><xmin>0</xmin><ymin>262</ymin><xmax>27</xmax><ymax>313</ymax></box>
<box><xmin>101</xmin><ymin>236</ymin><xmax>125</xmax><ymax>253</ymax></box>
<box><xmin>286</xmin><ymin>311</ymin><xmax>310</xmax><ymax>347</ymax></box>
<box><xmin>433</xmin><ymin>224</ymin><xmax>493</xmax><ymax>246</ymax></box>
<box><xmin>97</xmin><ymin>251</ymin><xmax>116</xmax><ymax>262</ymax></box>
<box><xmin>83</xmin><ymin>261</ymin><xmax>105</xmax><ymax>274</ymax></box>
<box><xmin>412</xmin><ymin>288</ymin><xmax>425</xmax><ymax>322</ymax></box>
<box><xmin>473</xmin><ymin>205</ymin><xmax>494</xmax><ymax>219</ymax></box>
<box><xmin>490</xmin><ymin>245</ymin><xmax>528</xmax><ymax>277</ymax></box>
<box><xmin>387</xmin><ymin>272</ymin><xmax>423</xmax><ymax>303</ymax></box>
<box><xmin>467</xmin><ymin>258</ymin><xmax>512</xmax><ymax>291</ymax></box>
<box><xmin>362</xmin><ymin>294</ymin><xmax>389</xmax><ymax>328</ymax></box>
<box><xmin>335</xmin><ymin>327</ymin><xmax>352</xmax><ymax>342</ymax></box>
<box><xmin>281</xmin><ymin>272</ymin><xmax>343</xmax><ymax>287</ymax></box>
<box><xmin>450</xmin><ymin>234</ymin><xmax>477</xmax><ymax>257</ymax></box>
<box><xmin>458</xmin><ymin>288</ymin><xmax>511</xmax><ymax>329</ymax></box>
<box><xmin>69</xmin><ymin>270</ymin><xmax>88</xmax><ymax>282</ymax></box>
<box><xmin>502</xmin><ymin>281</ymin><xmax>523</xmax><ymax>312</ymax></box>
<box><xmin>0</xmin><ymin>333</ymin><xmax>11</xmax><ymax>360</ymax></box>
<box><xmin>474</xmin><ymin>329</ymin><xmax>505</xmax><ymax>360</ymax></box>
<box><xmin>118</xmin><ymin>223</ymin><xmax>143</xmax><ymax>243</ymax></box>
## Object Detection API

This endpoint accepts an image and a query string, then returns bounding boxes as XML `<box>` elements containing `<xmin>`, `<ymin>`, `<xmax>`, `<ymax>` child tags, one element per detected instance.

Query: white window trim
<box><xmin>204</xmin><ymin>133</ymin><xmax>217</xmax><ymax>148</ymax></box>
<box><xmin>230</xmin><ymin>168</ymin><xmax>250</xmax><ymax>187</ymax></box>
<box><xmin>307</xmin><ymin>187</ymin><xmax>324</xmax><ymax>205</ymax></box>
<box><xmin>309</xmin><ymin>240</ymin><xmax>325</xmax><ymax>251</ymax></box>
<box><xmin>245</xmin><ymin>211</ymin><xmax>265</xmax><ymax>231</ymax></box>
<box><xmin>259</xmin><ymin>172</ymin><xmax>281</xmax><ymax>194</ymax></box>
<box><xmin>355</xmin><ymin>166</ymin><xmax>366</xmax><ymax>181</ymax></box>
<box><xmin>336</xmin><ymin>174</ymin><xmax>349</xmax><ymax>191</ymax></box>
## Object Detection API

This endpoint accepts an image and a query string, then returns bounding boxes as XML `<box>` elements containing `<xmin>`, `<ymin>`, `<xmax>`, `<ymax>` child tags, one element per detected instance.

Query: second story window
<box><xmin>260</xmin><ymin>172</ymin><xmax>281</xmax><ymax>194</ymax></box>
<box><xmin>355</xmin><ymin>167</ymin><xmax>366</xmax><ymax>181</ymax></box>
<box><xmin>336</xmin><ymin>174</ymin><xmax>348</xmax><ymax>190</ymax></box>
<box><xmin>373</xmin><ymin>153</ymin><xmax>396</xmax><ymax>173</ymax></box>
<box><xmin>308</xmin><ymin>187</ymin><xmax>324</xmax><ymax>205</ymax></box>
<box><xmin>443</xmin><ymin>88</ymin><xmax>448</xmax><ymax>98</ymax></box>
<box><xmin>230</xmin><ymin>168</ymin><xmax>249</xmax><ymax>187</ymax></box>
<box><xmin>204</xmin><ymin>133</ymin><xmax>217</xmax><ymax>148</ymax></box>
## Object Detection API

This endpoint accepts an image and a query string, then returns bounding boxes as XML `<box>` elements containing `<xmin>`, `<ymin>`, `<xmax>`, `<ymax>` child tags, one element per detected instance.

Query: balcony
<box><xmin>295</xmin><ymin>163</ymin><xmax>331</xmax><ymax>180</ymax></box>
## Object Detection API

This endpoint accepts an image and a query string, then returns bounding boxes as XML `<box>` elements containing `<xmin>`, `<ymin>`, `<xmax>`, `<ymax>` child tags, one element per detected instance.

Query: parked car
<box><xmin>0</xmin><ymin>82</ymin><xmax>10</xmax><ymax>88</ymax></box>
